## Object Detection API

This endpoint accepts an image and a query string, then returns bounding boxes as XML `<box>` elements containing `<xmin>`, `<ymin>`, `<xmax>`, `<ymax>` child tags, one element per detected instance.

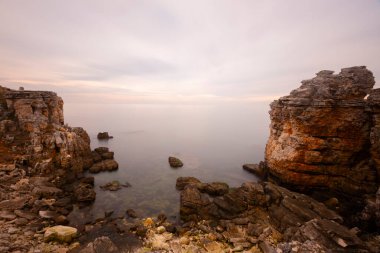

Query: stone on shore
<box><xmin>44</xmin><ymin>225</ymin><xmax>78</xmax><ymax>243</ymax></box>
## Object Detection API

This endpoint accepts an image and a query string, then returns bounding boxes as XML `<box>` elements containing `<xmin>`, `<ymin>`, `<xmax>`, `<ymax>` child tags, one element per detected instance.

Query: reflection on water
<box><xmin>65</xmin><ymin>103</ymin><xmax>270</xmax><ymax>223</ymax></box>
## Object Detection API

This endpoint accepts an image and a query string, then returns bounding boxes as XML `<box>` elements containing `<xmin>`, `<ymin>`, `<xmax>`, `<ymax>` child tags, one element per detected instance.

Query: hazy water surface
<box><xmin>64</xmin><ymin>103</ymin><xmax>270</xmax><ymax>222</ymax></box>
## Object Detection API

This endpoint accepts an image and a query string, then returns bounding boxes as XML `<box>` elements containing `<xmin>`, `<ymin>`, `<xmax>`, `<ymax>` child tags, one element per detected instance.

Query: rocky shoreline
<box><xmin>0</xmin><ymin>66</ymin><xmax>379</xmax><ymax>253</ymax></box>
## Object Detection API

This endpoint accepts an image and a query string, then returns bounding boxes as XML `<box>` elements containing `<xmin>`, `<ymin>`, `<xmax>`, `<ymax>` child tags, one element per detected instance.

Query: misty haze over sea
<box><xmin>65</xmin><ymin>102</ymin><xmax>268</xmax><ymax>220</ymax></box>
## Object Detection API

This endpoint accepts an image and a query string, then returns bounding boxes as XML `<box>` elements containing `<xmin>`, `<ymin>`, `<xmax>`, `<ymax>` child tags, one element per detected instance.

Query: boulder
<box><xmin>44</xmin><ymin>225</ymin><xmax>77</xmax><ymax>243</ymax></box>
<box><xmin>168</xmin><ymin>156</ymin><xmax>183</xmax><ymax>168</ymax></box>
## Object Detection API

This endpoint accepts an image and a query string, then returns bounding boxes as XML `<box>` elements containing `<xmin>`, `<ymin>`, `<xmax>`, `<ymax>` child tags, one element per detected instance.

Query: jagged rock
<box><xmin>0</xmin><ymin>86</ymin><xmax>93</xmax><ymax>180</ymax></box>
<box><xmin>265</xmin><ymin>66</ymin><xmax>379</xmax><ymax>195</ymax></box>
<box><xmin>180</xmin><ymin>185</ymin><xmax>211</xmax><ymax>220</ymax></box>
<box><xmin>44</xmin><ymin>225</ymin><xmax>77</xmax><ymax>243</ymax></box>
<box><xmin>89</xmin><ymin>159</ymin><xmax>118</xmax><ymax>173</ymax></box>
<box><xmin>168</xmin><ymin>156</ymin><xmax>183</xmax><ymax>168</ymax></box>
<box><xmin>176</xmin><ymin>177</ymin><xmax>201</xmax><ymax>190</ymax></box>
<box><xmin>97</xmin><ymin>132</ymin><xmax>113</xmax><ymax>140</ymax></box>
<box><xmin>199</xmin><ymin>182</ymin><xmax>229</xmax><ymax>196</ymax></box>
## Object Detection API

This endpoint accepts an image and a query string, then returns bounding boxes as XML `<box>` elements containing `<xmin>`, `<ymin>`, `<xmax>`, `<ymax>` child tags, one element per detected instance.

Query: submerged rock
<box><xmin>168</xmin><ymin>156</ymin><xmax>183</xmax><ymax>168</ymax></box>
<box><xmin>100</xmin><ymin>180</ymin><xmax>124</xmax><ymax>191</ymax></box>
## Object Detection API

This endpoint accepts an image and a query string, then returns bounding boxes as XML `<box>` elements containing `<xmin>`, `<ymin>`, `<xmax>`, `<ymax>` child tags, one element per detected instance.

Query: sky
<box><xmin>0</xmin><ymin>0</ymin><xmax>380</xmax><ymax>104</ymax></box>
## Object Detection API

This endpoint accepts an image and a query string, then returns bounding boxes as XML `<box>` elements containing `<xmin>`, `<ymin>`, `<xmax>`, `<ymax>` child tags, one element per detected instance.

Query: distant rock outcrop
<box><xmin>265</xmin><ymin>66</ymin><xmax>379</xmax><ymax>195</ymax></box>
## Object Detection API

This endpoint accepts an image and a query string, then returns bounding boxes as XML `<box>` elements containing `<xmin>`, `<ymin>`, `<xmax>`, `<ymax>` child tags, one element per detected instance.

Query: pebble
<box><xmin>156</xmin><ymin>226</ymin><xmax>166</xmax><ymax>234</ymax></box>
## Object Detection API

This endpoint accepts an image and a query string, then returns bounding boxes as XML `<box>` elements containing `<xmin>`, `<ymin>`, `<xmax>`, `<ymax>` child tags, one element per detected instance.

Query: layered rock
<box><xmin>177</xmin><ymin>178</ymin><xmax>374</xmax><ymax>252</ymax></box>
<box><xmin>0</xmin><ymin>86</ymin><xmax>93</xmax><ymax>181</ymax></box>
<box><xmin>265</xmin><ymin>66</ymin><xmax>379</xmax><ymax>195</ymax></box>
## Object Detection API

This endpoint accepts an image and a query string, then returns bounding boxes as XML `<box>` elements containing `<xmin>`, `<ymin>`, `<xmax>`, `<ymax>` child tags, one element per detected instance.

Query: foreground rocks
<box><xmin>178</xmin><ymin>177</ymin><xmax>380</xmax><ymax>252</ymax></box>
<box><xmin>265</xmin><ymin>66</ymin><xmax>379</xmax><ymax>195</ymax></box>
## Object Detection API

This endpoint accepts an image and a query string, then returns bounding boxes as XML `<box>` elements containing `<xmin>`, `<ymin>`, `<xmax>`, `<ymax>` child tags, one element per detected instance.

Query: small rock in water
<box><xmin>100</xmin><ymin>180</ymin><xmax>122</xmax><ymax>191</ymax></box>
<box><xmin>168</xmin><ymin>156</ymin><xmax>183</xmax><ymax>168</ymax></box>
<box><xmin>97</xmin><ymin>132</ymin><xmax>113</xmax><ymax>139</ymax></box>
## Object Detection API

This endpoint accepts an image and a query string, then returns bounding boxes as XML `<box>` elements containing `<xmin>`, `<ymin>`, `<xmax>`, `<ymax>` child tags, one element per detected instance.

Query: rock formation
<box><xmin>265</xmin><ymin>66</ymin><xmax>379</xmax><ymax>195</ymax></box>
<box><xmin>177</xmin><ymin>178</ymin><xmax>378</xmax><ymax>252</ymax></box>
<box><xmin>0</xmin><ymin>86</ymin><xmax>98</xmax><ymax>252</ymax></box>
<box><xmin>0</xmin><ymin>86</ymin><xmax>93</xmax><ymax>181</ymax></box>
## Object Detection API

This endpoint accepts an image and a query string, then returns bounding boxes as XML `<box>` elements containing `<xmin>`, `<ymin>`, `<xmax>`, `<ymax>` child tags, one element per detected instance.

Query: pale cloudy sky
<box><xmin>0</xmin><ymin>0</ymin><xmax>379</xmax><ymax>104</ymax></box>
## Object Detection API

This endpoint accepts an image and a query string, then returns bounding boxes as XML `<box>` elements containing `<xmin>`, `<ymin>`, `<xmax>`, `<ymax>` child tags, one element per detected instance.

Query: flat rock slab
<box><xmin>44</xmin><ymin>225</ymin><xmax>77</xmax><ymax>243</ymax></box>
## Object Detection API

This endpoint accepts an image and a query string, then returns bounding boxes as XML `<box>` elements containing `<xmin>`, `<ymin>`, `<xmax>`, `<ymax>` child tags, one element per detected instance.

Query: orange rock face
<box><xmin>265</xmin><ymin>66</ymin><xmax>379</xmax><ymax>195</ymax></box>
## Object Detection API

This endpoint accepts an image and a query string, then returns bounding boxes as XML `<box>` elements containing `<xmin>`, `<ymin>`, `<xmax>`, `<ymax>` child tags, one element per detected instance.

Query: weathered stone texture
<box><xmin>0</xmin><ymin>86</ymin><xmax>93</xmax><ymax>180</ymax></box>
<box><xmin>265</xmin><ymin>66</ymin><xmax>379</xmax><ymax>195</ymax></box>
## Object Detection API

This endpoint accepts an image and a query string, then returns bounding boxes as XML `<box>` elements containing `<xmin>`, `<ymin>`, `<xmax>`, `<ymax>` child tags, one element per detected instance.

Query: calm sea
<box><xmin>64</xmin><ymin>103</ymin><xmax>270</xmax><ymax>222</ymax></box>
